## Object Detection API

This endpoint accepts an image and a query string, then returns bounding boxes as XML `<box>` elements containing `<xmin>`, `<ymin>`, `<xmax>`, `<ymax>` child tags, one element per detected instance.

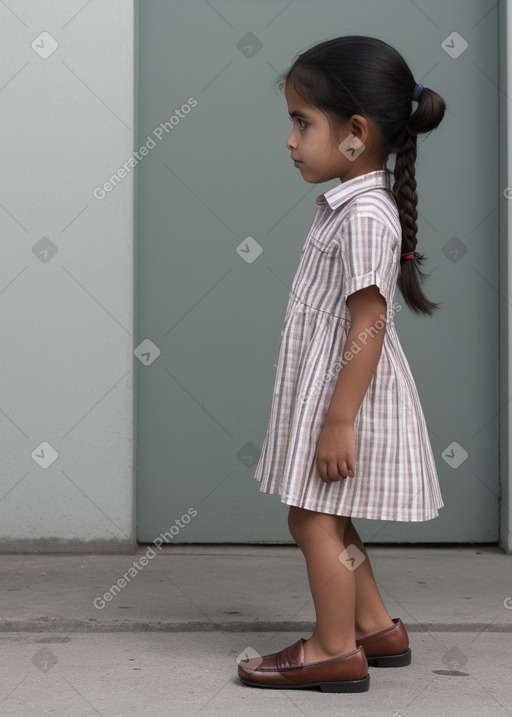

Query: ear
<box><xmin>348</xmin><ymin>114</ymin><xmax>370</xmax><ymax>143</ymax></box>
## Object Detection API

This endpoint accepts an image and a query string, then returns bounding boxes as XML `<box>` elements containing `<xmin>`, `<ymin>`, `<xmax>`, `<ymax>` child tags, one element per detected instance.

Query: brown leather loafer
<box><xmin>237</xmin><ymin>639</ymin><xmax>369</xmax><ymax>693</ymax></box>
<box><xmin>356</xmin><ymin>618</ymin><xmax>411</xmax><ymax>667</ymax></box>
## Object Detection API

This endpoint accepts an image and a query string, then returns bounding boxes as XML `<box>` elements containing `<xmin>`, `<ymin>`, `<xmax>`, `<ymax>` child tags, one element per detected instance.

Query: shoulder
<box><xmin>332</xmin><ymin>196</ymin><xmax>399</xmax><ymax>257</ymax></box>
<box><xmin>339</xmin><ymin>190</ymin><xmax>401</xmax><ymax>236</ymax></box>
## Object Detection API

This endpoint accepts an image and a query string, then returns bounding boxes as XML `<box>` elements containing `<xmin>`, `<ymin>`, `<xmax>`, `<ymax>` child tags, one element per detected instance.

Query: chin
<box><xmin>301</xmin><ymin>168</ymin><xmax>333</xmax><ymax>184</ymax></box>
<box><xmin>297</xmin><ymin>169</ymin><xmax>321</xmax><ymax>183</ymax></box>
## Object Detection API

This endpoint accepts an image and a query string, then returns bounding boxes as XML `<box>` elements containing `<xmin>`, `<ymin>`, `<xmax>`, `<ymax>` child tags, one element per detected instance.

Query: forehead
<box><xmin>284</xmin><ymin>79</ymin><xmax>318</xmax><ymax>117</ymax></box>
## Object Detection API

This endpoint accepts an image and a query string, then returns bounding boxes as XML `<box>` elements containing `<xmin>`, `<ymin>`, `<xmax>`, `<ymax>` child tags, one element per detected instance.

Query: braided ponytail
<box><xmin>393</xmin><ymin>87</ymin><xmax>446</xmax><ymax>316</ymax></box>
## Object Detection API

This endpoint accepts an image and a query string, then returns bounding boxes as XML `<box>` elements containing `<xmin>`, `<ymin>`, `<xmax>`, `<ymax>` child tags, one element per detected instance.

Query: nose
<box><xmin>286</xmin><ymin>130</ymin><xmax>296</xmax><ymax>150</ymax></box>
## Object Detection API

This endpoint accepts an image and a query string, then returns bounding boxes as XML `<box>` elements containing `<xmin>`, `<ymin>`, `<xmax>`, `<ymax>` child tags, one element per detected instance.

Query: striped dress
<box><xmin>254</xmin><ymin>169</ymin><xmax>444</xmax><ymax>521</ymax></box>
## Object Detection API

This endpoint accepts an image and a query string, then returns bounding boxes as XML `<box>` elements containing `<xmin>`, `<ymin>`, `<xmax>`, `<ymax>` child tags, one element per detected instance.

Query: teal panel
<box><xmin>136</xmin><ymin>0</ymin><xmax>499</xmax><ymax>542</ymax></box>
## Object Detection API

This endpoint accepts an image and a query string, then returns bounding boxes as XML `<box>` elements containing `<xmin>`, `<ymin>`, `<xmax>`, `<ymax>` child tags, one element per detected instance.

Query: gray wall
<box><xmin>0</xmin><ymin>1</ymin><xmax>136</xmax><ymax>552</ymax></box>
<box><xmin>500</xmin><ymin>0</ymin><xmax>512</xmax><ymax>554</ymax></box>
<box><xmin>135</xmin><ymin>0</ymin><xmax>503</xmax><ymax>544</ymax></box>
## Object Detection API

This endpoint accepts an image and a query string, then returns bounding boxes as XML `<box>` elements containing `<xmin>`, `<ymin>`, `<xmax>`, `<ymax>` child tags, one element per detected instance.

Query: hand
<box><xmin>315</xmin><ymin>418</ymin><xmax>356</xmax><ymax>484</ymax></box>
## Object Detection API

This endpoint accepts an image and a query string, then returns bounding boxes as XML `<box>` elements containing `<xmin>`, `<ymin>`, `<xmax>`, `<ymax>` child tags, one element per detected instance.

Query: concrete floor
<box><xmin>0</xmin><ymin>545</ymin><xmax>511</xmax><ymax>716</ymax></box>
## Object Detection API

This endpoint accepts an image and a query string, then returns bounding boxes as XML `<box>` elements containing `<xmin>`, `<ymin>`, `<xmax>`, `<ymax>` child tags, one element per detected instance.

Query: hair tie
<box><xmin>401</xmin><ymin>251</ymin><xmax>420</xmax><ymax>261</ymax></box>
<box><xmin>413</xmin><ymin>83</ymin><xmax>424</xmax><ymax>101</ymax></box>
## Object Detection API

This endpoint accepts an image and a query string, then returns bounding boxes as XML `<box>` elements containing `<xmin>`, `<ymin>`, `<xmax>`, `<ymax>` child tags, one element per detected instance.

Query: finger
<box><xmin>316</xmin><ymin>459</ymin><xmax>329</xmax><ymax>483</ymax></box>
<box><xmin>327</xmin><ymin>460</ymin><xmax>343</xmax><ymax>483</ymax></box>
<box><xmin>338</xmin><ymin>461</ymin><xmax>351</xmax><ymax>480</ymax></box>
<box><xmin>319</xmin><ymin>458</ymin><xmax>335</xmax><ymax>483</ymax></box>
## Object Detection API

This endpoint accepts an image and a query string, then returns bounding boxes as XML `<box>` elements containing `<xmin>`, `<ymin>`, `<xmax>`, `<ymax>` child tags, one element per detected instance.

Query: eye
<box><xmin>288</xmin><ymin>116</ymin><xmax>308</xmax><ymax>131</ymax></box>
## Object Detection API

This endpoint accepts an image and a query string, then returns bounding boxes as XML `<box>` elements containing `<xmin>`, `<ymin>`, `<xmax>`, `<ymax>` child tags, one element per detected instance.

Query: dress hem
<box><xmin>256</xmin><ymin>480</ymin><xmax>443</xmax><ymax>523</ymax></box>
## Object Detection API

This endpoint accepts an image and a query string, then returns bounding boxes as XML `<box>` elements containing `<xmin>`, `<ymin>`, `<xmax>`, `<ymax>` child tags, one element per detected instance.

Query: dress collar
<box><xmin>317</xmin><ymin>169</ymin><xmax>393</xmax><ymax>210</ymax></box>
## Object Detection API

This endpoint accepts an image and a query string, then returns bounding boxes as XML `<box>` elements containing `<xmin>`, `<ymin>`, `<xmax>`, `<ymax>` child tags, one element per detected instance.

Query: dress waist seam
<box><xmin>289</xmin><ymin>290</ymin><xmax>350</xmax><ymax>323</ymax></box>
<box><xmin>289</xmin><ymin>290</ymin><xmax>394</xmax><ymax>326</ymax></box>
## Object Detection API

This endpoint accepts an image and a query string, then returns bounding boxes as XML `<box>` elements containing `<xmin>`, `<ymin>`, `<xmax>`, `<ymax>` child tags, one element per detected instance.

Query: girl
<box><xmin>238</xmin><ymin>35</ymin><xmax>446</xmax><ymax>693</ymax></box>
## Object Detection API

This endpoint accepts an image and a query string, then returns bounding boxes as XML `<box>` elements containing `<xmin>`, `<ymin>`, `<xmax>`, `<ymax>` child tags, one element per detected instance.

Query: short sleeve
<box><xmin>339</xmin><ymin>213</ymin><xmax>398</xmax><ymax>308</ymax></box>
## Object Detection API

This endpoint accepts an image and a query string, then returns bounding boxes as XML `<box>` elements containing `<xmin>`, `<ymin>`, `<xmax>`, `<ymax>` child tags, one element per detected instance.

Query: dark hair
<box><xmin>278</xmin><ymin>35</ymin><xmax>446</xmax><ymax>316</ymax></box>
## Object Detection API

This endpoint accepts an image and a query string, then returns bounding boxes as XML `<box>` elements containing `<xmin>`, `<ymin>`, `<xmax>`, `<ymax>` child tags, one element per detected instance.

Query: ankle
<box><xmin>304</xmin><ymin>634</ymin><xmax>357</xmax><ymax>661</ymax></box>
<box><xmin>355</xmin><ymin>616</ymin><xmax>394</xmax><ymax>639</ymax></box>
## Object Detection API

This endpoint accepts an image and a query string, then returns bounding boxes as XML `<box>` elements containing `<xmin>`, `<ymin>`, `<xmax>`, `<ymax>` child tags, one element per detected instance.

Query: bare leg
<box><xmin>288</xmin><ymin>506</ymin><xmax>356</xmax><ymax>663</ymax></box>
<box><xmin>341</xmin><ymin>518</ymin><xmax>394</xmax><ymax>640</ymax></box>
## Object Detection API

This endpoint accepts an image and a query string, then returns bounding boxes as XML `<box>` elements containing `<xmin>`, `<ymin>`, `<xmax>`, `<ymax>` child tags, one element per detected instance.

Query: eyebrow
<box><xmin>288</xmin><ymin>109</ymin><xmax>312</xmax><ymax>119</ymax></box>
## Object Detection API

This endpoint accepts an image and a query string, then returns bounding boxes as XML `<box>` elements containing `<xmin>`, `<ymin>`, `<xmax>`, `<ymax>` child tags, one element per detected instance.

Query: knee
<box><xmin>288</xmin><ymin>506</ymin><xmax>348</xmax><ymax>550</ymax></box>
<box><xmin>288</xmin><ymin>506</ymin><xmax>324</xmax><ymax>549</ymax></box>
<box><xmin>288</xmin><ymin>506</ymin><xmax>308</xmax><ymax>547</ymax></box>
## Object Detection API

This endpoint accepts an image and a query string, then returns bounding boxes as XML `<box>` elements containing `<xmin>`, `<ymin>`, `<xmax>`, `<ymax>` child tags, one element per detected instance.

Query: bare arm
<box><xmin>316</xmin><ymin>284</ymin><xmax>387</xmax><ymax>483</ymax></box>
<box><xmin>326</xmin><ymin>285</ymin><xmax>387</xmax><ymax>425</ymax></box>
